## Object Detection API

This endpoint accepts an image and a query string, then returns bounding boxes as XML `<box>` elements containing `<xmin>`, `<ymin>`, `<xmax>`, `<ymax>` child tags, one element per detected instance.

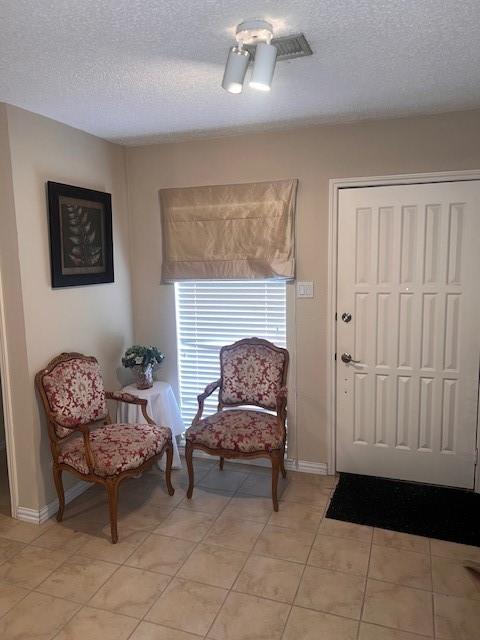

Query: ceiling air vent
<box><xmin>244</xmin><ymin>33</ymin><xmax>313</xmax><ymax>61</ymax></box>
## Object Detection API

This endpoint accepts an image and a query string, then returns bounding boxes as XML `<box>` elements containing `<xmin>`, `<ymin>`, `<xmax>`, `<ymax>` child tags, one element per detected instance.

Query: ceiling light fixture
<box><xmin>222</xmin><ymin>19</ymin><xmax>277</xmax><ymax>94</ymax></box>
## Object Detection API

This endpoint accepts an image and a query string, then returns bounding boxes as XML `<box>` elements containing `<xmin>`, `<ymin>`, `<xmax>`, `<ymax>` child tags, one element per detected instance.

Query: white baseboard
<box><xmin>16</xmin><ymin>480</ymin><xmax>90</xmax><ymax>525</ymax></box>
<box><xmin>180</xmin><ymin>446</ymin><xmax>328</xmax><ymax>476</ymax></box>
<box><xmin>287</xmin><ymin>459</ymin><xmax>328</xmax><ymax>475</ymax></box>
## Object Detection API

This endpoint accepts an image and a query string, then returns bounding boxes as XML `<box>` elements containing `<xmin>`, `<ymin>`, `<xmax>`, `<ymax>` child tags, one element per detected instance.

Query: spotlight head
<box><xmin>221</xmin><ymin>46</ymin><xmax>250</xmax><ymax>94</ymax></box>
<box><xmin>249</xmin><ymin>42</ymin><xmax>277</xmax><ymax>91</ymax></box>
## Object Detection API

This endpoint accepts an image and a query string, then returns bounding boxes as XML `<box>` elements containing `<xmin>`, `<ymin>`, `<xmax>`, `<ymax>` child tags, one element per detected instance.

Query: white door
<box><xmin>336</xmin><ymin>181</ymin><xmax>480</xmax><ymax>488</ymax></box>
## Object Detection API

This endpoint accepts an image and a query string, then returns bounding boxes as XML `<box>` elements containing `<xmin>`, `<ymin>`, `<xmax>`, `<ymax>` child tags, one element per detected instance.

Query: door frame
<box><xmin>0</xmin><ymin>265</ymin><xmax>19</xmax><ymax>516</ymax></box>
<box><xmin>327</xmin><ymin>169</ymin><xmax>480</xmax><ymax>492</ymax></box>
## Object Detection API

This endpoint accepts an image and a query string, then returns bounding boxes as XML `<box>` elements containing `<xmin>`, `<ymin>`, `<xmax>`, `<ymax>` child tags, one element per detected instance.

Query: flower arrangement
<box><xmin>122</xmin><ymin>345</ymin><xmax>165</xmax><ymax>389</ymax></box>
<box><xmin>122</xmin><ymin>345</ymin><xmax>165</xmax><ymax>370</ymax></box>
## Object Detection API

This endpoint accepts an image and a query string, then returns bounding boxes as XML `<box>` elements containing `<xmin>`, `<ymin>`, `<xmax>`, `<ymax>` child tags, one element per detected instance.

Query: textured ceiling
<box><xmin>1</xmin><ymin>0</ymin><xmax>480</xmax><ymax>144</ymax></box>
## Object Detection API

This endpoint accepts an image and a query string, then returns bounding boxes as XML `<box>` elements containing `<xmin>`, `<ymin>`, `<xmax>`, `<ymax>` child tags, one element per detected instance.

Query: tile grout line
<box><xmin>123</xmin><ymin>619</ymin><xmax>144</xmax><ymax>640</ymax></box>
<box><xmin>141</xmin><ymin>463</ymin><xmax>239</xmax><ymax>638</ymax></box>
<box><xmin>355</xmin><ymin>526</ymin><xmax>374</xmax><ymax>640</ymax></box>
<box><xmin>0</xmin><ymin>582</ymin><xmax>34</xmax><ymax>622</ymax></box>
<box><xmin>279</xmin><ymin>499</ymin><xmax>328</xmax><ymax>639</ymax></box>
<box><xmin>201</xmin><ymin>492</ymin><xmax>273</xmax><ymax>640</ymax></box>
<box><xmin>39</xmin><ymin>557</ymin><xmax>167</xmax><ymax>638</ymax></box>
<box><xmin>130</xmin><ymin>472</ymin><xmax>239</xmax><ymax>637</ymax></box>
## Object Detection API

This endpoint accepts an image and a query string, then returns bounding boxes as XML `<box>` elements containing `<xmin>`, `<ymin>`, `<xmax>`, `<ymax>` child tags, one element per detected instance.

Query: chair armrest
<box><xmin>198</xmin><ymin>379</ymin><xmax>221</xmax><ymax>402</ymax></box>
<box><xmin>105</xmin><ymin>391</ymin><xmax>155</xmax><ymax>425</ymax></box>
<box><xmin>106</xmin><ymin>391</ymin><xmax>147</xmax><ymax>406</ymax></box>
<box><xmin>192</xmin><ymin>379</ymin><xmax>221</xmax><ymax>426</ymax></box>
<box><xmin>50</xmin><ymin>415</ymin><xmax>96</xmax><ymax>473</ymax></box>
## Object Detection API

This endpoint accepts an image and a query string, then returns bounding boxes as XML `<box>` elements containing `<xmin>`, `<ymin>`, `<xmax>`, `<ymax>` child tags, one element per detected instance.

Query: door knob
<box><xmin>341</xmin><ymin>312</ymin><xmax>352</xmax><ymax>323</ymax></box>
<box><xmin>341</xmin><ymin>352</ymin><xmax>361</xmax><ymax>364</ymax></box>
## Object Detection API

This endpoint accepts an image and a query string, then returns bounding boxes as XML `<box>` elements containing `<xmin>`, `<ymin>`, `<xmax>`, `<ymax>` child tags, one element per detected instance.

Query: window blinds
<box><xmin>175</xmin><ymin>280</ymin><xmax>287</xmax><ymax>425</ymax></box>
<box><xmin>161</xmin><ymin>179</ymin><xmax>297</xmax><ymax>282</ymax></box>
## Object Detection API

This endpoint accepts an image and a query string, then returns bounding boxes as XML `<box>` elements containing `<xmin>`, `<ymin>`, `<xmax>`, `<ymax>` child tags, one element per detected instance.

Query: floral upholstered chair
<box><xmin>185</xmin><ymin>337</ymin><xmax>289</xmax><ymax>511</ymax></box>
<box><xmin>35</xmin><ymin>352</ymin><xmax>175</xmax><ymax>543</ymax></box>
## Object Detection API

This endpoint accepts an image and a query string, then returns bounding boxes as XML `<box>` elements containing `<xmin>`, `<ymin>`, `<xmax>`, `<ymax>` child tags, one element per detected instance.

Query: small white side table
<box><xmin>116</xmin><ymin>381</ymin><xmax>184</xmax><ymax>469</ymax></box>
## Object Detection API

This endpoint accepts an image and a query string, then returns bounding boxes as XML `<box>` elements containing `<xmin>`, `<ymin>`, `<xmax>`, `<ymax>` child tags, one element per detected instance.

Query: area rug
<box><xmin>326</xmin><ymin>472</ymin><xmax>480</xmax><ymax>546</ymax></box>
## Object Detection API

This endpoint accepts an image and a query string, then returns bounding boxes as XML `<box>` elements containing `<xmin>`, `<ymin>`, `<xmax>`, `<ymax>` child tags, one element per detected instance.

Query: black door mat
<box><xmin>326</xmin><ymin>472</ymin><xmax>480</xmax><ymax>547</ymax></box>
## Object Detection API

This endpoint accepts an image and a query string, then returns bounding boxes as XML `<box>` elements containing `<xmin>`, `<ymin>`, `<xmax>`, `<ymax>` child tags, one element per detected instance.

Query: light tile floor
<box><xmin>0</xmin><ymin>458</ymin><xmax>479</xmax><ymax>639</ymax></box>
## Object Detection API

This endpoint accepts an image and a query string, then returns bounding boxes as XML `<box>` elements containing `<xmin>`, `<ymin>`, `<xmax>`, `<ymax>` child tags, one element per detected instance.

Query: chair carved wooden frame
<box><xmin>35</xmin><ymin>352</ymin><xmax>175</xmax><ymax>543</ymax></box>
<box><xmin>185</xmin><ymin>337</ymin><xmax>289</xmax><ymax>511</ymax></box>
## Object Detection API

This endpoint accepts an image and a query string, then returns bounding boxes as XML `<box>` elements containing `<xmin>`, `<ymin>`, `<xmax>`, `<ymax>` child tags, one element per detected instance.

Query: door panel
<box><xmin>336</xmin><ymin>181</ymin><xmax>480</xmax><ymax>488</ymax></box>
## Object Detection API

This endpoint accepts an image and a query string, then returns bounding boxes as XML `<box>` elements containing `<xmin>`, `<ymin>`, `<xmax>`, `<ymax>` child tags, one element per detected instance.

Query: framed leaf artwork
<box><xmin>47</xmin><ymin>182</ymin><xmax>114</xmax><ymax>287</ymax></box>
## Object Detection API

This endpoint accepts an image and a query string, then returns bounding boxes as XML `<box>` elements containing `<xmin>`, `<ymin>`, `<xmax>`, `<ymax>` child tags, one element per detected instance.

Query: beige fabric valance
<box><xmin>160</xmin><ymin>179</ymin><xmax>297</xmax><ymax>282</ymax></box>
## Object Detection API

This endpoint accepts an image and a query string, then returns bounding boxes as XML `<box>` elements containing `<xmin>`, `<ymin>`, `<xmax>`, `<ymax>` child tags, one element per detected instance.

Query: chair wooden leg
<box><xmin>53</xmin><ymin>465</ymin><xmax>65</xmax><ymax>522</ymax></box>
<box><xmin>271</xmin><ymin>450</ymin><xmax>282</xmax><ymax>512</ymax></box>
<box><xmin>165</xmin><ymin>441</ymin><xmax>175</xmax><ymax>496</ymax></box>
<box><xmin>186</xmin><ymin>439</ymin><xmax>194</xmax><ymax>499</ymax></box>
<box><xmin>219</xmin><ymin>456</ymin><xmax>224</xmax><ymax>471</ymax></box>
<box><xmin>105</xmin><ymin>479</ymin><xmax>119</xmax><ymax>544</ymax></box>
<box><xmin>280</xmin><ymin>448</ymin><xmax>287</xmax><ymax>479</ymax></box>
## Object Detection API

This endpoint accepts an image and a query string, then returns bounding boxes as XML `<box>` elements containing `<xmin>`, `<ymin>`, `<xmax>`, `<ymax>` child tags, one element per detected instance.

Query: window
<box><xmin>175</xmin><ymin>280</ymin><xmax>287</xmax><ymax>425</ymax></box>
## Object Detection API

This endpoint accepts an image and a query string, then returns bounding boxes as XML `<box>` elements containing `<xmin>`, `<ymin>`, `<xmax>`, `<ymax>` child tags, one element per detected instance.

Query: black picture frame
<box><xmin>47</xmin><ymin>181</ymin><xmax>114</xmax><ymax>288</ymax></box>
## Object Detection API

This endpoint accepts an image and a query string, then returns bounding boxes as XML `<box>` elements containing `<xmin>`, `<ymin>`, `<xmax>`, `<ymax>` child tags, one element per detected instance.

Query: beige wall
<box><xmin>0</xmin><ymin>104</ymin><xmax>33</xmax><ymax>508</ymax></box>
<box><xmin>2</xmin><ymin>104</ymin><xmax>480</xmax><ymax>511</ymax></box>
<box><xmin>2</xmin><ymin>105</ymin><xmax>134</xmax><ymax>509</ymax></box>
<box><xmin>126</xmin><ymin>109</ymin><xmax>480</xmax><ymax>466</ymax></box>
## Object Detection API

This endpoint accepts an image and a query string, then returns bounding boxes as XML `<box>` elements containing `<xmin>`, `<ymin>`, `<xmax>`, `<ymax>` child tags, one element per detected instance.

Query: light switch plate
<box><xmin>296</xmin><ymin>281</ymin><xmax>314</xmax><ymax>298</ymax></box>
